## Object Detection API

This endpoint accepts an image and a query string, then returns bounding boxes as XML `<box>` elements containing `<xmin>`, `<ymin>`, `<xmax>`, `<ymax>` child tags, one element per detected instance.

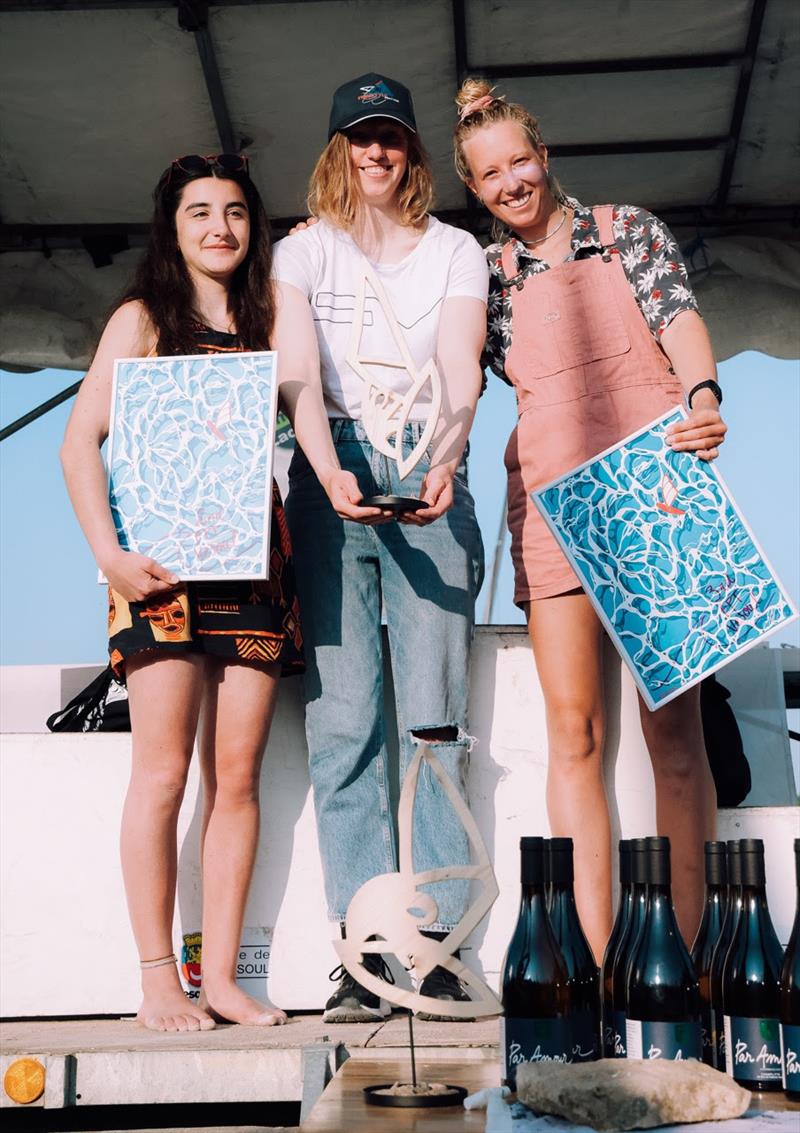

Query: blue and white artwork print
<box><xmin>533</xmin><ymin>408</ymin><xmax>797</xmax><ymax>709</ymax></box>
<box><xmin>106</xmin><ymin>351</ymin><xmax>278</xmax><ymax>581</ymax></box>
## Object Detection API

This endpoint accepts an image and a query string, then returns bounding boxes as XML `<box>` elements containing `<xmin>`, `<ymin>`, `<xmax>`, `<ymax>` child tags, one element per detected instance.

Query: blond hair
<box><xmin>308</xmin><ymin>129</ymin><xmax>434</xmax><ymax>230</ymax></box>
<box><xmin>453</xmin><ymin>77</ymin><xmax>569</xmax><ymax>238</ymax></box>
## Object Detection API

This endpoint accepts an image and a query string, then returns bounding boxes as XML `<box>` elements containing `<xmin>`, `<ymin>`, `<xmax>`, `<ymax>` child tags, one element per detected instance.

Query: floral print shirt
<box><xmin>483</xmin><ymin>199</ymin><xmax>699</xmax><ymax>384</ymax></box>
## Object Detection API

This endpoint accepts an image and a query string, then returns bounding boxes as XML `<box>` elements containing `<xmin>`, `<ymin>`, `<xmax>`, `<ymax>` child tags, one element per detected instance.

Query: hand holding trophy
<box><xmin>346</xmin><ymin>261</ymin><xmax>443</xmax><ymax>517</ymax></box>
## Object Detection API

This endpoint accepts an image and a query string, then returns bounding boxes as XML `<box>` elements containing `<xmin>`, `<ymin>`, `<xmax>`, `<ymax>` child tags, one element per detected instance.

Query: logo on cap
<box><xmin>358</xmin><ymin>81</ymin><xmax>400</xmax><ymax>107</ymax></box>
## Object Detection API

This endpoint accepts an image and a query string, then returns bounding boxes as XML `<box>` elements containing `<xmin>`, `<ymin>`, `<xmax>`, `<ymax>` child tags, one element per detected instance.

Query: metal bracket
<box><xmin>299</xmin><ymin>1041</ymin><xmax>348</xmax><ymax>1125</ymax></box>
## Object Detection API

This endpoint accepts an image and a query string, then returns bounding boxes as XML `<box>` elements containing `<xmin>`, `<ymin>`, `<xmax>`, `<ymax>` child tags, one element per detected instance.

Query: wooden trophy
<box><xmin>346</xmin><ymin>263</ymin><xmax>442</xmax><ymax>515</ymax></box>
<box><xmin>334</xmin><ymin>743</ymin><xmax>501</xmax><ymax>1107</ymax></box>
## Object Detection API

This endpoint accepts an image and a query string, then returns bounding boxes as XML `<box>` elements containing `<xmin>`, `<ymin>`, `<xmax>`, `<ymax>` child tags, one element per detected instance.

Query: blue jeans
<box><xmin>285</xmin><ymin>419</ymin><xmax>485</xmax><ymax>930</ymax></box>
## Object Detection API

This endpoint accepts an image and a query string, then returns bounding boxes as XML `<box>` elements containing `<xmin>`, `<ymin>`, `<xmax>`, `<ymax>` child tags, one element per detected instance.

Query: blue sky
<box><xmin>1</xmin><ymin>351</ymin><xmax>798</xmax><ymax>665</ymax></box>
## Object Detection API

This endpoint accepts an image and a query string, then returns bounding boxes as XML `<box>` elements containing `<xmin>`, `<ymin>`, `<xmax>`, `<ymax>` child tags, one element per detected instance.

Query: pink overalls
<box><xmin>502</xmin><ymin>205</ymin><xmax>684</xmax><ymax>604</ymax></box>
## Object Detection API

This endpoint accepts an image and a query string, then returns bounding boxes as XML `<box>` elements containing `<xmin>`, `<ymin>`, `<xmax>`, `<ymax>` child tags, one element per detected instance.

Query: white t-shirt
<box><xmin>272</xmin><ymin>217</ymin><xmax>488</xmax><ymax>420</ymax></box>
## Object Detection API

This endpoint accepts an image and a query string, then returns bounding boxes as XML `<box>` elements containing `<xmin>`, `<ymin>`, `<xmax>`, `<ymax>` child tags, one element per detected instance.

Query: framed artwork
<box><xmin>106</xmin><ymin>351</ymin><xmax>278</xmax><ymax>581</ymax></box>
<box><xmin>533</xmin><ymin>407</ymin><xmax>797</xmax><ymax>709</ymax></box>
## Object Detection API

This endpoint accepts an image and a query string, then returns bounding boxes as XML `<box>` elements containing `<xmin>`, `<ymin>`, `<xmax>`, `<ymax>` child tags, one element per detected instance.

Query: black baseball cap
<box><xmin>328</xmin><ymin>72</ymin><xmax>417</xmax><ymax>139</ymax></box>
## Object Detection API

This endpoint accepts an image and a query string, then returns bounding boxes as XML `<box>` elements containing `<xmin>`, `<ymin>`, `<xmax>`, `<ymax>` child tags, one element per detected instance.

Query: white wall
<box><xmin>1</xmin><ymin>632</ymin><xmax>797</xmax><ymax>1017</ymax></box>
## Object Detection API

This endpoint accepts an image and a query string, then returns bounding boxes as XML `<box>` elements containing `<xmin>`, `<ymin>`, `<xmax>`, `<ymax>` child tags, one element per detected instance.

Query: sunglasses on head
<box><xmin>168</xmin><ymin>153</ymin><xmax>249</xmax><ymax>182</ymax></box>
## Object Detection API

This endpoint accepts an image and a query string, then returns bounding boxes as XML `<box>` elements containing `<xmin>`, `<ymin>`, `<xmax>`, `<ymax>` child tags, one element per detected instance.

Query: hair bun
<box><xmin>455</xmin><ymin>77</ymin><xmax>493</xmax><ymax>109</ymax></box>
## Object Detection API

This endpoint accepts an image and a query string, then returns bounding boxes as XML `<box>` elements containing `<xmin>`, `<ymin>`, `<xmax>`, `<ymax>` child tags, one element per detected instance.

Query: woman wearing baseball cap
<box><xmin>273</xmin><ymin>73</ymin><xmax>488</xmax><ymax>1022</ymax></box>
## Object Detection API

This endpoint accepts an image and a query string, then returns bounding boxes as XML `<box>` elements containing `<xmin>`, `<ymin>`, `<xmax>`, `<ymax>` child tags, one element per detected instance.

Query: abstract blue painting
<box><xmin>106</xmin><ymin>351</ymin><xmax>278</xmax><ymax>581</ymax></box>
<box><xmin>533</xmin><ymin>408</ymin><xmax>797</xmax><ymax>709</ymax></box>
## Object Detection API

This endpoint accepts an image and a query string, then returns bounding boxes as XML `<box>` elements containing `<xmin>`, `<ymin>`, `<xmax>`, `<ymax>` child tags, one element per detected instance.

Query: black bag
<box><xmin>700</xmin><ymin>674</ymin><xmax>751</xmax><ymax>807</ymax></box>
<box><xmin>46</xmin><ymin>665</ymin><xmax>131</xmax><ymax>733</ymax></box>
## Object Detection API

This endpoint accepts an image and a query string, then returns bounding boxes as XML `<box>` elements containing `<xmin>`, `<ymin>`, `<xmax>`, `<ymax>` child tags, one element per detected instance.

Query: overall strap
<box><xmin>500</xmin><ymin>240</ymin><xmax>518</xmax><ymax>282</ymax></box>
<box><xmin>592</xmin><ymin>204</ymin><xmax>616</xmax><ymax>249</ymax></box>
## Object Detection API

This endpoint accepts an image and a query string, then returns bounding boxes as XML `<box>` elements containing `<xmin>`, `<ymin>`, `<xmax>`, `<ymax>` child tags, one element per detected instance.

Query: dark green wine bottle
<box><xmin>691</xmin><ymin>841</ymin><xmax>728</xmax><ymax>1067</ymax></box>
<box><xmin>501</xmin><ymin>837</ymin><xmax>571</xmax><ymax>1088</ymax></box>
<box><xmin>710</xmin><ymin>840</ymin><xmax>743</xmax><ymax>1072</ymax></box>
<box><xmin>626</xmin><ymin>837</ymin><xmax>701</xmax><ymax>1060</ymax></box>
<box><xmin>609</xmin><ymin>837</ymin><xmax>650</xmax><ymax>1058</ymax></box>
<box><xmin>543</xmin><ymin>837</ymin><xmax>553</xmax><ymax>912</ymax></box>
<box><xmin>602</xmin><ymin>839</ymin><xmax>632</xmax><ymax>1058</ymax></box>
<box><xmin>779</xmin><ymin>838</ymin><xmax>799</xmax><ymax>1100</ymax></box>
<box><xmin>722</xmin><ymin>838</ymin><xmax>784</xmax><ymax>1091</ymax></box>
<box><xmin>549</xmin><ymin>837</ymin><xmax>600</xmax><ymax>1062</ymax></box>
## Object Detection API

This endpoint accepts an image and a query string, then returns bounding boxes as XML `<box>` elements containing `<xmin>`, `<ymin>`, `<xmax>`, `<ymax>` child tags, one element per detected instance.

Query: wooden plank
<box><xmin>300</xmin><ymin>1056</ymin><xmax>497</xmax><ymax>1131</ymax></box>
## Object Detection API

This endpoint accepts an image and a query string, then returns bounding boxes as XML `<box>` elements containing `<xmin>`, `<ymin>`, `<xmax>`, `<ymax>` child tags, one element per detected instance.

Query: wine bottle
<box><xmin>691</xmin><ymin>841</ymin><xmax>728</xmax><ymax>1067</ymax></box>
<box><xmin>549</xmin><ymin>837</ymin><xmax>600</xmax><ymax>1062</ymax></box>
<box><xmin>501</xmin><ymin>837</ymin><xmax>571</xmax><ymax>1088</ymax></box>
<box><xmin>626</xmin><ymin>837</ymin><xmax>701</xmax><ymax>1060</ymax></box>
<box><xmin>722</xmin><ymin>838</ymin><xmax>784</xmax><ymax>1091</ymax></box>
<box><xmin>543</xmin><ymin>837</ymin><xmax>553</xmax><ymax>912</ymax></box>
<box><xmin>710</xmin><ymin>840</ymin><xmax>743</xmax><ymax>1072</ymax></box>
<box><xmin>602</xmin><ymin>839</ymin><xmax>632</xmax><ymax>1058</ymax></box>
<box><xmin>610</xmin><ymin>837</ymin><xmax>650</xmax><ymax>1058</ymax></box>
<box><xmin>780</xmin><ymin>838</ymin><xmax>800</xmax><ymax>1100</ymax></box>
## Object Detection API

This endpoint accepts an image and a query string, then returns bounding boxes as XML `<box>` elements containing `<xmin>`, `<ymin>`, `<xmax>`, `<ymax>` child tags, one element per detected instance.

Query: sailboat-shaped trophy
<box><xmin>346</xmin><ymin>262</ymin><xmax>442</xmax><ymax>515</ymax></box>
<box><xmin>334</xmin><ymin>743</ymin><xmax>502</xmax><ymax>1107</ymax></box>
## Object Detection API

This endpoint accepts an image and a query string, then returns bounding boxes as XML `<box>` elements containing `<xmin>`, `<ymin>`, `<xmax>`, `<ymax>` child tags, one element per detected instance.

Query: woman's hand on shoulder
<box><xmin>666</xmin><ymin>396</ymin><xmax>727</xmax><ymax>462</ymax></box>
<box><xmin>101</xmin><ymin>548</ymin><xmax>180</xmax><ymax>604</ymax></box>
<box><xmin>400</xmin><ymin>465</ymin><xmax>454</xmax><ymax>525</ymax></box>
<box><xmin>287</xmin><ymin>216</ymin><xmax>319</xmax><ymax>236</ymax></box>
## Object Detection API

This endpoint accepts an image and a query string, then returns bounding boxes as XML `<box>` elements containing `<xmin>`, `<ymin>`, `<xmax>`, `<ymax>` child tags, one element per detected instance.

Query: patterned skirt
<box><xmin>108</xmin><ymin>482</ymin><xmax>303</xmax><ymax>678</ymax></box>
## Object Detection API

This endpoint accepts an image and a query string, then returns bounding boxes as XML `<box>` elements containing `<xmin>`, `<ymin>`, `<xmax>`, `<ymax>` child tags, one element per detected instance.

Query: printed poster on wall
<box><xmin>106</xmin><ymin>351</ymin><xmax>278</xmax><ymax>580</ymax></box>
<box><xmin>532</xmin><ymin>407</ymin><xmax>797</xmax><ymax>710</ymax></box>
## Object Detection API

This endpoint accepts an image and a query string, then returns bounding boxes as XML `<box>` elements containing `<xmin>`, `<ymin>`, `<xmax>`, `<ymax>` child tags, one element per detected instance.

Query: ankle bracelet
<box><xmin>140</xmin><ymin>953</ymin><xmax>177</xmax><ymax>969</ymax></box>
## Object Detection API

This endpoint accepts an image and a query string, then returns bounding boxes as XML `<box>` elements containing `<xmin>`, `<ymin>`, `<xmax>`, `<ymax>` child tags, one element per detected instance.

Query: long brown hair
<box><xmin>121</xmin><ymin>160</ymin><xmax>275</xmax><ymax>353</ymax></box>
<box><xmin>308</xmin><ymin>128</ymin><xmax>434</xmax><ymax>230</ymax></box>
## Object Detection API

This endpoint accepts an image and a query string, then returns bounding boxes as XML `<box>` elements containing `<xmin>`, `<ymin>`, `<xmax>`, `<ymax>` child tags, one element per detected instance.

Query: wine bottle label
<box><xmin>603</xmin><ymin>1008</ymin><xmax>627</xmax><ymax>1058</ymax></box>
<box><xmin>699</xmin><ymin>1004</ymin><xmax>718</xmax><ymax>1067</ymax></box>
<box><xmin>625</xmin><ymin>1019</ymin><xmax>702</xmax><ymax>1061</ymax></box>
<box><xmin>569</xmin><ymin>1010</ymin><xmax>599</xmax><ymax>1062</ymax></box>
<box><xmin>713</xmin><ymin>1004</ymin><xmax>727</xmax><ymax>1072</ymax></box>
<box><xmin>780</xmin><ymin>1023</ymin><xmax>800</xmax><ymax>1090</ymax></box>
<box><xmin>501</xmin><ymin>1016</ymin><xmax>572</xmax><ymax>1086</ymax></box>
<box><xmin>723</xmin><ymin>1015</ymin><xmax>782</xmax><ymax>1083</ymax></box>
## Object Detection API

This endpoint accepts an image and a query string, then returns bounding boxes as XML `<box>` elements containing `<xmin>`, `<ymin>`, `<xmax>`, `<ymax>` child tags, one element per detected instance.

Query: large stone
<box><xmin>516</xmin><ymin>1059</ymin><xmax>751</xmax><ymax>1130</ymax></box>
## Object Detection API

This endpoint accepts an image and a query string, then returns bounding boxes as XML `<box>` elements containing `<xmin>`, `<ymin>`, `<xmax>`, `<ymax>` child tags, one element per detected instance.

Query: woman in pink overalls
<box><xmin>453</xmin><ymin>79</ymin><xmax>727</xmax><ymax>960</ymax></box>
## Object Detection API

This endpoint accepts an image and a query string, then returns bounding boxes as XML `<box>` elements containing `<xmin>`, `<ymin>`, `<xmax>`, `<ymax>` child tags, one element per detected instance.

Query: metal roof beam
<box><xmin>2</xmin><ymin>2</ymin><xmax>330</xmax><ymax>10</ymax></box>
<box><xmin>471</xmin><ymin>52</ymin><xmax>745</xmax><ymax>80</ymax></box>
<box><xmin>715</xmin><ymin>0</ymin><xmax>768</xmax><ymax>212</ymax></box>
<box><xmin>177</xmin><ymin>1</ymin><xmax>237</xmax><ymax>154</ymax></box>
<box><xmin>550</xmin><ymin>137</ymin><xmax>729</xmax><ymax>157</ymax></box>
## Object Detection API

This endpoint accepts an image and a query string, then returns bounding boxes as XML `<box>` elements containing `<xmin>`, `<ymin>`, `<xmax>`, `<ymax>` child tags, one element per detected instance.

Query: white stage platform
<box><xmin>1</xmin><ymin>630</ymin><xmax>797</xmax><ymax>1022</ymax></box>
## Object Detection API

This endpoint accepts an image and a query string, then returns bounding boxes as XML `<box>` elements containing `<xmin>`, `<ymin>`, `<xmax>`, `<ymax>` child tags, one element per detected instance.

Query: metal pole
<box><xmin>482</xmin><ymin>490</ymin><xmax>508</xmax><ymax>624</ymax></box>
<box><xmin>0</xmin><ymin>380</ymin><xmax>82</xmax><ymax>443</ymax></box>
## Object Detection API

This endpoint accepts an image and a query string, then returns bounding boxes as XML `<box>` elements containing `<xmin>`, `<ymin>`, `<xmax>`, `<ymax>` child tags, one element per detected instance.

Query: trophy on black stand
<box><xmin>346</xmin><ymin>263</ymin><xmax>442</xmax><ymax>516</ymax></box>
<box><xmin>334</xmin><ymin>743</ymin><xmax>502</xmax><ymax>1108</ymax></box>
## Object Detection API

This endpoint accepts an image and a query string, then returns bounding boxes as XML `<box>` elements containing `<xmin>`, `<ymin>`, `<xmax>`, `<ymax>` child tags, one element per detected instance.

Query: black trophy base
<box><xmin>362</xmin><ymin>494</ymin><xmax>430</xmax><ymax>515</ymax></box>
<box><xmin>363</xmin><ymin>1084</ymin><xmax>468</xmax><ymax>1108</ymax></box>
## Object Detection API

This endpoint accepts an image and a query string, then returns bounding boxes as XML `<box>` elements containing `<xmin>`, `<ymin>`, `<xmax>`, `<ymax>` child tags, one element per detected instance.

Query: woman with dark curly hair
<box><xmin>60</xmin><ymin>154</ymin><xmax>332</xmax><ymax>1031</ymax></box>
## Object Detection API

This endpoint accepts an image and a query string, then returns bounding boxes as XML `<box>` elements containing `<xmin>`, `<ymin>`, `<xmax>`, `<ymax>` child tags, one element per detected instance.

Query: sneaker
<box><xmin>322</xmin><ymin>952</ymin><xmax>394</xmax><ymax>1024</ymax></box>
<box><xmin>416</xmin><ymin>965</ymin><xmax>475</xmax><ymax>1022</ymax></box>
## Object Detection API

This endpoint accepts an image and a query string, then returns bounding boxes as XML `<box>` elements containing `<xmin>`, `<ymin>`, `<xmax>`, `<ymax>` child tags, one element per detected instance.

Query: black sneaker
<box><xmin>322</xmin><ymin>952</ymin><xmax>394</xmax><ymax>1024</ymax></box>
<box><xmin>416</xmin><ymin>965</ymin><xmax>475</xmax><ymax>1022</ymax></box>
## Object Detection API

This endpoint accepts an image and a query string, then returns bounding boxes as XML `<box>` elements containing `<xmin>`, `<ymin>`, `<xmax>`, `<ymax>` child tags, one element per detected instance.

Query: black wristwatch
<box><xmin>687</xmin><ymin>379</ymin><xmax>723</xmax><ymax>408</ymax></box>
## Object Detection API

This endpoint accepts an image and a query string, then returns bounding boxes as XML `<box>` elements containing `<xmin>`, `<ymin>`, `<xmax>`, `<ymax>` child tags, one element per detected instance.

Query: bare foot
<box><xmin>137</xmin><ymin>963</ymin><xmax>216</xmax><ymax>1033</ymax></box>
<box><xmin>200</xmin><ymin>981</ymin><xmax>287</xmax><ymax>1026</ymax></box>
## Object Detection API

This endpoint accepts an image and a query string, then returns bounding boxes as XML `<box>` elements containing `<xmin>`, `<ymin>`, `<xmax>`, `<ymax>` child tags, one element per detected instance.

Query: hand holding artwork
<box><xmin>666</xmin><ymin>405</ymin><xmax>727</xmax><ymax>462</ymax></box>
<box><xmin>100</xmin><ymin>547</ymin><xmax>179</xmax><ymax>603</ymax></box>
